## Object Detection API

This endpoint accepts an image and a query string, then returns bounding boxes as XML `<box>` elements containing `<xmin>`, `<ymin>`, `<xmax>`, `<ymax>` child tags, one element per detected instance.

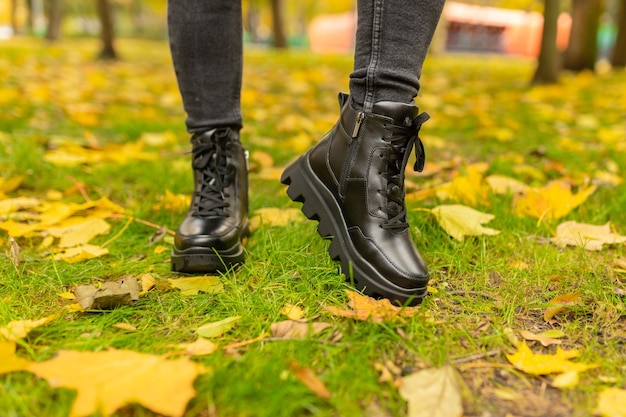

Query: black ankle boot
<box><xmin>171</xmin><ymin>128</ymin><xmax>248</xmax><ymax>273</ymax></box>
<box><xmin>281</xmin><ymin>93</ymin><xmax>430</xmax><ymax>305</ymax></box>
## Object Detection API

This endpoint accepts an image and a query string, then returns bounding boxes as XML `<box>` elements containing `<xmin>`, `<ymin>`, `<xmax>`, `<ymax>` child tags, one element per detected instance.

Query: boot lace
<box><xmin>380</xmin><ymin>113</ymin><xmax>429</xmax><ymax>231</ymax></box>
<box><xmin>190</xmin><ymin>130</ymin><xmax>235</xmax><ymax>217</ymax></box>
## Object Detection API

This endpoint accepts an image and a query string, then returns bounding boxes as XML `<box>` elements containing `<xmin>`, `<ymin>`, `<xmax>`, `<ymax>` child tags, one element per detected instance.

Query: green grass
<box><xmin>1</xmin><ymin>37</ymin><xmax>626</xmax><ymax>417</ymax></box>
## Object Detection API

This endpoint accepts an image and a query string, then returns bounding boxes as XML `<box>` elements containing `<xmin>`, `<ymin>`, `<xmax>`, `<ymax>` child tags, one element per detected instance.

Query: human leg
<box><xmin>282</xmin><ymin>0</ymin><xmax>445</xmax><ymax>305</ymax></box>
<box><xmin>168</xmin><ymin>0</ymin><xmax>248</xmax><ymax>273</ymax></box>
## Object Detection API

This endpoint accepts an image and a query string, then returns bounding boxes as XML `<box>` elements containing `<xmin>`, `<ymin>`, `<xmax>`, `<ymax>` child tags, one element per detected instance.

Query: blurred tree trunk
<box><xmin>246</xmin><ymin>2</ymin><xmax>261</xmax><ymax>43</ymax></box>
<box><xmin>270</xmin><ymin>0</ymin><xmax>287</xmax><ymax>48</ymax></box>
<box><xmin>96</xmin><ymin>0</ymin><xmax>118</xmax><ymax>59</ymax></box>
<box><xmin>45</xmin><ymin>0</ymin><xmax>63</xmax><ymax>40</ymax></box>
<box><xmin>533</xmin><ymin>0</ymin><xmax>560</xmax><ymax>84</ymax></box>
<box><xmin>11</xmin><ymin>0</ymin><xmax>19</xmax><ymax>34</ymax></box>
<box><xmin>612</xmin><ymin>0</ymin><xmax>626</xmax><ymax>67</ymax></box>
<box><xmin>563</xmin><ymin>0</ymin><xmax>602</xmax><ymax>71</ymax></box>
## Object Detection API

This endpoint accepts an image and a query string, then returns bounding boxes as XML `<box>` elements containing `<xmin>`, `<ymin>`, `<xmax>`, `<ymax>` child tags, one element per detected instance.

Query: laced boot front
<box><xmin>172</xmin><ymin>128</ymin><xmax>248</xmax><ymax>272</ymax></box>
<box><xmin>281</xmin><ymin>93</ymin><xmax>429</xmax><ymax>305</ymax></box>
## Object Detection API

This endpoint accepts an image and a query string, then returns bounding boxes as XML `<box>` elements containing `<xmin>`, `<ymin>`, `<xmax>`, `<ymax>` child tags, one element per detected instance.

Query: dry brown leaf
<box><xmin>544</xmin><ymin>291</ymin><xmax>581</xmax><ymax>322</ymax></box>
<box><xmin>289</xmin><ymin>361</ymin><xmax>332</xmax><ymax>400</ymax></box>
<box><xmin>74</xmin><ymin>277</ymin><xmax>140</xmax><ymax>310</ymax></box>
<box><xmin>112</xmin><ymin>323</ymin><xmax>137</xmax><ymax>332</ymax></box>
<box><xmin>270</xmin><ymin>320</ymin><xmax>334</xmax><ymax>339</ymax></box>
<box><xmin>29</xmin><ymin>349</ymin><xmax>205</xmax><ymax>417</ymax></box>
<box><xmin>173</xmin><ymin>338</ymin><xmax>219</xmax><ymax>356</ymax></box>
<box><xmin>0</xmin><ymin>341</ymin><xmax>32</xmax><ymax>375</ymax></box>
<box><xmin>323</xmin><ymin>290</ymin><xmax>420</xmax><ymax>322</ymax></box>
<box><xmin>8</xmin><ymin>236</ymin><xmax>20</xmax><ymax>266</ymax></box>
<box><xmin>520</xmin><ymin>330</ymin><xmax>563</xmax><ymax>347</ymax></box>
<box><xmin>398</xmin><ymin>365</ymin><xmax>463</xmax><ymax>417</ymax></box>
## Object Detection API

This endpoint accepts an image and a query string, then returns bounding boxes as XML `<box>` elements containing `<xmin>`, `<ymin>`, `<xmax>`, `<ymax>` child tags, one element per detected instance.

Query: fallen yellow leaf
<box><xmin>594</xmin><ymin>388</ymin><xmax>626</xmax><ymax>417</ymax></box>
<box><xmin>431</xmin><ymin>204</ymin><xmax>500</xmax><ymax>241</ymax></box>
<box><xmin>323</xmin><ymin>290</ymin><xmax>420</xmax><ymax>322</ymax></box>
<box><xmin>505</xmin><ymin>341</ymin><xmax>596</xmax><ymax>375</ymax></box>
<box><xmin>168</xmin><ymin>276</ymin><xmax>223</xmax><ymax>296</ymax></box>
<box><xmin>551</xmin><ymin>370</ymin><xmax>580</xmax><ymax>389</ymax></box>
<box><xmin>399</xmin><ymin>365</ymin><xmax>464</xmax><ymax>417</ymax></box>
<box><xmin>544</xmin><ymin>291</ymin><xmax>581</xmax><ymax>322</ymax></box>
<box><xmin>29</xmin><ymin>349</ymin><xmax>205</xmax><ymax>417</ymax></box>
<box><xmin>173</xmin><ymin>338</ymin><xmax>219</xmax><ymax>356</ymax></box>
<box><xmin>54</xmin><ymin>244</ymin><xmax>109</xmax><ymax>263</ymax></box>
<box><xmin>248</xmin><ymin>207</ymin><xmax>304</xmax><ymax>231</ymax></box>
<box><xmin>513</xmin><ymin>180</ymin><xmax>596</xmax><ymax>221</ymax></box>
<box><xmin>0</xmin><ymin>341</ymin><xmax>31</xmax><ymax>375</ymax></box>
<box><xmin>519</xmin><ymin>330</ymin><xmax>563</xmax><ymax>347</ymax></box>
<box><xmin>0</xmin><ymin>314</ymin><xmax>59</xmax><ymax>342</ymax></box>
<box><xmin>279</xmin><ymin>303</ymin><xmax>305</xmax><ymax>320</ymax></box>
<box><xmin>196</xmin><ymin>316</ymin><xmax>240</xmax><ymax>338</ymax></box>
<box><xmin>551</xmin><ymin>221</ymin><xmax>626</xmax><ymax>251</ymax></box>
<box><xmin>486</xmin><ymin>174</ymin><xmax>530</xmax><ymax>195</ymax></box>
<box><xmin>112</xmin><ymin>323</ymin><xmax>137</xmax><ymax>332</ymax></box>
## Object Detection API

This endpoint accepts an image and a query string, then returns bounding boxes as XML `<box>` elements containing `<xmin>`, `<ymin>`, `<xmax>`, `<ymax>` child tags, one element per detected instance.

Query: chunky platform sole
<box><xmin>171</xmin><ymin>240</ymin><xmax>245</xmax><ymax>273</ymax></box>
<box><xmin>281</xmin><ymin>155</ymin><xmax>427</xmax><ymax>306</ymax></box>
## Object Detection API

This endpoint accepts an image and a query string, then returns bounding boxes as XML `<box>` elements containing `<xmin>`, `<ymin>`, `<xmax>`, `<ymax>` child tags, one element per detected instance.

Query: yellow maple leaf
<box><xmin>544</xmin><ymin>291</ymin><xmax>581</xmax><ymax>321</ymax></box>
<box><xmin>431</xmin><ymin>204</ymin><xmax>500</xmax><ymax>241</ymax></box>
<box><xmin>0</xmin><ymin>196</ymin><xmax>41</xmax><ymax>216</ymax></box>
<box><xmin>0</xmin><ymin>314</ymin><xmax>59</xmax><ymax>342</ymax></box>
<box><xmin>594</xmin><ymin>388</ymin><xmax>626</xmax><ymax>417</ymax></box>
<box><xmin>435</xmin><ymin>163</ymin><xmax>491</xmax><ymax>206</ymax></box>
<box><xmin>46</xmin><ymin>217</ymin><xmax>111</xmax><ymax>248</ymax></box>
<box><xmin>168</xmin><ymin>276</ymin><xmax>223</xmax><ymax>296</ymax></box>
<box><xmin>0</xmin><ymin>175</ymin><xmax>24</xmax><ymax>194</ymax></box>
<box><xmin>551</xmin><ymin>221</ymin><xmax>626</xmax><ymax>251</ymax></box>
<box><xmin>54</xmin><ymin>244</ymin><xmax>109</xmax><ymax>263</ymax></box>
<box><xmin>513</xmin><ymin>180</ymin><xmax>596</xmax><ymax>221</ymax></box>
<box><xmin>279</xmin><ymin>303</ymin><xmax>306</xmax><ymax>320</ymax></box>
<box><xmin>29</xmin><ymin>349</ymin><xmax>205</xmax><ymax>417</ymax></box>
<box><xmin>152</xmin><ymin>190</ymin><xmax>190</xmax><ymax>212</ymax></box>
<box><xmin>505</xmin><ymin>341</ymin><xmax>596</xmax><ymax>375</ymax></box>
<box><xmin>0</xmin><ymin>341</ymin><xmax>32</xmax><ymax>375</ymax></box>
<box><xmin>324</xmin><ymin>290</ymin><xmax>420</xmax><ymax>322</ymax></box>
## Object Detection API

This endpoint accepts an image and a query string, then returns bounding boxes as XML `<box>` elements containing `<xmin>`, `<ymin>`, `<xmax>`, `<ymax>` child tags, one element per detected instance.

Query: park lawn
<box><xmin>1</xmin><ymin>38</ymin><xmax>625</xmax><ymax>417</ymax></box>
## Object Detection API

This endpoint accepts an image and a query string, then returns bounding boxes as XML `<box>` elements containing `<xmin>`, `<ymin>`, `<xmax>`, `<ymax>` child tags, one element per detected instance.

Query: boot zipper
<box><xmin>340</xmin><ymin>112</ymin><xmax>365</xmax><ymax>198</ymax></box>
<box><xmin>351</xmin><ymin>111</ymin><xmax>365</xmax><ymax>138</ymax></box>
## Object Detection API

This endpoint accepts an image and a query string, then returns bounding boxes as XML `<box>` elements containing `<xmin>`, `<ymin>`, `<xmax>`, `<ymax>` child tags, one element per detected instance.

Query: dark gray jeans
<box><xmin>168</xmin><ymin>0</ymin><xmax>445</xmax><ymax>133</ymax></box>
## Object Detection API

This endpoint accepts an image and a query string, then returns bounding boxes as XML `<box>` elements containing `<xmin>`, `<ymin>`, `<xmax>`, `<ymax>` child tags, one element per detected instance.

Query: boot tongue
<box><xmin>371</xmin><ymin>101</ymin><xmax>420</xmax><ymax>126</ymax></box>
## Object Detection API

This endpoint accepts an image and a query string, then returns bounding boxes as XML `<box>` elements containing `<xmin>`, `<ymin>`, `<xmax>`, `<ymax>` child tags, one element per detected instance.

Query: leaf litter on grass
<box><xmin>2</xmin><ymin>40</ymin><xmax>626</xmax><ymax>417</ymax></box>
